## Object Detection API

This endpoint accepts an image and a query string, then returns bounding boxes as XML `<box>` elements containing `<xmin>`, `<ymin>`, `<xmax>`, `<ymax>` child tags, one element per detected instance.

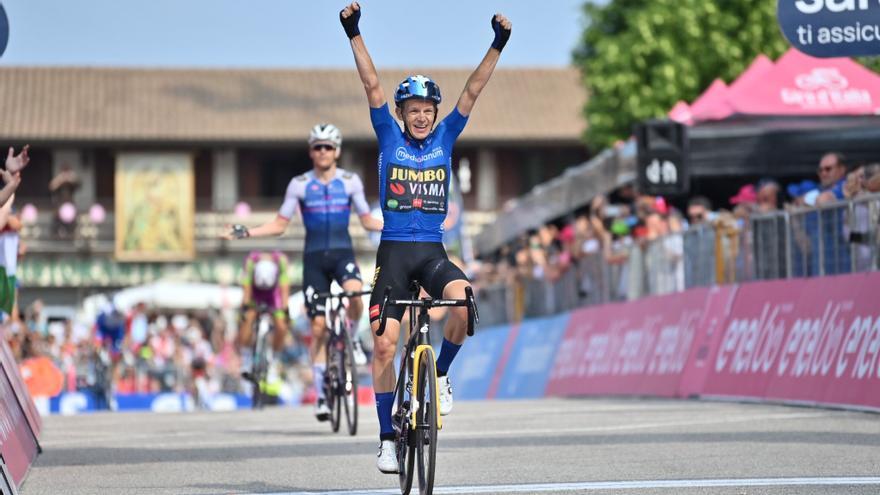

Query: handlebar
<box><xmin>375</xmin><ymin>285</ymin><xmax>480</xmax><ymax>337</ymax></box>
<box><xmin>310</xmin><ymin>290</ymin><xmax>372</xmax><ymax>302</ymax></box>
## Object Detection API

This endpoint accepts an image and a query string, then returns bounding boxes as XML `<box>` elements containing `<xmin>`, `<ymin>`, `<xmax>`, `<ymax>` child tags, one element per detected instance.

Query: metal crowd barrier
<box><xmin>474</xmin><ymin>193</ymin><xmax>880</xmax><ymax>326</ymax></box>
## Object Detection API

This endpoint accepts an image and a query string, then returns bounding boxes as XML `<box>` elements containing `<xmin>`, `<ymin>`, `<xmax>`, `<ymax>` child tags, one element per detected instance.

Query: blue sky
<box><xmin>0</xmin><ymin>0</ymin><xmax>590</xmax><ymax>68</ymax></box>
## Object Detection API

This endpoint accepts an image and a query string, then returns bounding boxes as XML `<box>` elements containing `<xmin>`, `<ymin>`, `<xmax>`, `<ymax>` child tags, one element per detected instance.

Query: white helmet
<box><xmin>308</xmin><ymin>123</ymin><xmax>342</xmax><ymax>148</ymax></box>
<box><xmin>253</xmin><ymin>259</ymin><xmax>279</xmax><ymax>290</ymax></box>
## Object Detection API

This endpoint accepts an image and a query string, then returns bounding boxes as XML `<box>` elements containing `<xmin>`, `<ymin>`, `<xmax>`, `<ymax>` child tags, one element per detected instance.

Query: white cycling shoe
<box><xmin>352</xmin><ymin>339</ymin><xmax>368</xmax><ymax>366</ymax></box>
<box><xmin>438</xmin><ymin>375</ymin><xmax>453</xmax><ymax>416</ymax></box>
<box><xmin>314</xmin><ymin>399</ymin><xmax>331</xmax><ymax>422</ymax></box>
<box><xmin>376</xmin><ymin>440</ymin><xmax>398</xmax><ymax>474</ymax></box>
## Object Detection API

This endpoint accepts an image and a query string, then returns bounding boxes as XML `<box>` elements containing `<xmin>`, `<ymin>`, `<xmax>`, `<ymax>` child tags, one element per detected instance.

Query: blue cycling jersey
<box><xmin>279</xmin><ymin>169</ymin><xmax>371</xmax><ymax>253</ymax></box>
<box><xmin>371</xmin><ymin>103</ymin><xmax>468</xmax><ymax>242</ymax></box>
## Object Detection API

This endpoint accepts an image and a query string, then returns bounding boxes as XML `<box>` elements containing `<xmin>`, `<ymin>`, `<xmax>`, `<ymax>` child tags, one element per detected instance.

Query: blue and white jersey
<box><xmin>279</xmin><ymin>169</ymin><xmax>371</xmax><ymax>253</ymax></box>
<box><xmin>371</xmin><ymin>103</ymin><xmax>468</xmax><ymax>243</ymax></box>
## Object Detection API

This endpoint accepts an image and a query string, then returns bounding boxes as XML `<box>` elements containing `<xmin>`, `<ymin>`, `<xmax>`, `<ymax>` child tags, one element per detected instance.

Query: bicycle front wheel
<box><xmin>397</xmin><ymin>354</ymin><xmax>415</xmax><ymax>495</ymax></box>
<box><xmin>251</xmin><ymin>335</ymin><xmax>269</xmax><ymax>410</ymax></box>
<box><xmin>415</xmin><ymin>349</ymin><xmax>438</xmax><ymax>495</ymax></box>
<box><xmin>341</xmin><ymin>331</ymin><xmax>359</xmax><ymax>436</ymax></box>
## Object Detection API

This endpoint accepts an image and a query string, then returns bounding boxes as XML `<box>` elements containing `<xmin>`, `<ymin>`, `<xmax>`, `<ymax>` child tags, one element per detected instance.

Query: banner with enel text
<box><xmin>546</xmin><ymin>289</ymin><xmax>708</xmax><ymax>398</ymax></box>
<box><xmin>0</xmin><ymin>325</ymin><xmax>42</xmax><ymax>488</ymax></box>
<box><xmin>702</xmin><ymin>273</ymin><xmax>880</xmax><ymax>410</ymax></box>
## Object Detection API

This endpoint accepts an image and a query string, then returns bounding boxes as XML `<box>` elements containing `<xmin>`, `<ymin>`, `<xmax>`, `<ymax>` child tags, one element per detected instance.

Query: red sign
<box><xmin>0</xmin><ymin>325</ymin><xmax>42</xmax><ymax>489</ymax></box>
<box><xmin>702</xmin><ymin>273</ymin><xmax>880</xmax><ymax>410</ymax></box>
<box><xmin>546</xmin><ymin>289</ymin><xmax>708</xmax><ymax>398</ymax></box>
<box><xmin>677</xmin><ymin>286</ymin><xmax>739</xmax><ymax>398</ymax></box>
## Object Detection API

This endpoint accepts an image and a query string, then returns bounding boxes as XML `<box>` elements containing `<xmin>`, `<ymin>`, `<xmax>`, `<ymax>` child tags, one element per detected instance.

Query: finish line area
<box><xmin>20</xmin><ymin>398</ymin><xmax>880</xmax><ymax>495</ymax></box>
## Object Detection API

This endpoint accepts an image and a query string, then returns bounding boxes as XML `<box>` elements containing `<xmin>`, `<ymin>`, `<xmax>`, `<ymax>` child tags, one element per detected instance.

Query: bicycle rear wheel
<box><xmin>415</xmin><ymin>349</ymin><xmax>438</xmax><ymax>495</ymax></box>
<box><xmin>342</xmin><ymin>330</ymin><xmax>358</xmax><ymax>436</ymax></box>
<box><xmin>327</xmin><ymin>338</ymin><xmax>342</xmax><ymax>433</ymax></box>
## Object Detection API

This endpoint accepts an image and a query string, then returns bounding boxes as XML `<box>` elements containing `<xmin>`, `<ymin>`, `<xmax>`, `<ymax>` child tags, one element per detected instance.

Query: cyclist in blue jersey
<box><xmin>340</xmin><ymin>1</ymin><xmax>511</xmax><ymax>473</ymax></box>
<box><xmin>224</xmin><ymin>123</ymin><xmax>383</xmax><ymax>420</ymax></box>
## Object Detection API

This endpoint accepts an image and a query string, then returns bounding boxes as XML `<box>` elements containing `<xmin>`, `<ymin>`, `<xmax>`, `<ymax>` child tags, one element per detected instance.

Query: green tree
<box><xmin>575</xmin><ymin>0</ymin><xmax>880</xmax><ymax>149</ymax></box>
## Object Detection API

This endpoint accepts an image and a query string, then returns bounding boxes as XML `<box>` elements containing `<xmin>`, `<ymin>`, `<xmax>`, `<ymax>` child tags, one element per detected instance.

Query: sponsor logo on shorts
<box><xmin>386</xmin><ymin>199</ymin><xmax>399</xmax><ymax>209</ymax></box>
<box><xmin>346</xmin><ymin>262</ymin><xmax>356</xmax><ymax>273</ymax></box>
<box><xmin>370</xmin><ymin>304</ymin><xmax>381</xmax><ymax>319</ymax></box>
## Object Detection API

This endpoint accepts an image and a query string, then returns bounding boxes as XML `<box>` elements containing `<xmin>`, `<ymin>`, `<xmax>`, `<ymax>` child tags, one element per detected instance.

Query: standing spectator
<box><xmin>686</xmin><ymin>196</ymin><xmax>713</xmax><ymax>228</ymax></box>
<box><xmin>864</xmin><ymin>163</ymin><xmax>880</xmax><ymax>194</ymax></box>
<box><xmin>816</xmin><ymin>152</ymin><xmax>848</xmax><ymax>203</ymax></box>
<box><xmin>756</xmin><ymin>178</ymin><xmax>781</xmax><ymax>212</ymax></box>
<box><xmin>49</xmin><ymin>163</ymin><xmax>80</xmax><ymax>238</ymax></box>
<box><xmin>812</xmin><ymin>153</ymin><xmax>851</xmax><ymax>274</ymax></box>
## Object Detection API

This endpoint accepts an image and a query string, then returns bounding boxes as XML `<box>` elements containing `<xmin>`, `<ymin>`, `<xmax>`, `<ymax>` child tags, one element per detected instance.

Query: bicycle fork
<box><xmin>410</xmin><ymin>343</ymin><xmax>442</xmax><ymax>431</ymax></box>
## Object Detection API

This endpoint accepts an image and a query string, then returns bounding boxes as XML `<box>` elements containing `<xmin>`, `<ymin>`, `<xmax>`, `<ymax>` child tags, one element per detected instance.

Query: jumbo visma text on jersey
<box><xmin>385</xmin><ymin>165</ymin><xmax>448</xmax><ymax>215</ymax></box>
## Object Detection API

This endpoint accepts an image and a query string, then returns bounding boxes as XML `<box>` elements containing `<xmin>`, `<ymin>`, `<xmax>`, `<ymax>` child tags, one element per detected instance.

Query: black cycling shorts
<box><xmin>368</xmin><ymin>241</ymin><xmax>468</xmax><ymax>324</ymax></box>
<box><xmin>303</xmin><ymin>249</ymin><xmax>362</xmax><ymax>318</ymax></box>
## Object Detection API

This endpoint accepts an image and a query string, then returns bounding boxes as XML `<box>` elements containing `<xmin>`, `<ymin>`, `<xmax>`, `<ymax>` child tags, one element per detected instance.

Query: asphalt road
<box><xmin>20</xmin><ymin>398</ymin><xmax>880</xmax><ymax>495</ymax></box>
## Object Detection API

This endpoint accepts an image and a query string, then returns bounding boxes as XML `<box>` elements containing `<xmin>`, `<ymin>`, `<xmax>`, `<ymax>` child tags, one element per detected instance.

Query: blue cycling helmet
<box><xmin>394</xmin><ymin>75</ymin><xmax>442</xmax><ymax>106</ymax></box>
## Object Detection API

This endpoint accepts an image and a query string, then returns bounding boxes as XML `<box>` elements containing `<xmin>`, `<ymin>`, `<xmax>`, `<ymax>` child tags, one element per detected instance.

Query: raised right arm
<box><xmin>341</xmin><ymin>2</ymin><xmax>386</xmax><ymax>109</ymax></box>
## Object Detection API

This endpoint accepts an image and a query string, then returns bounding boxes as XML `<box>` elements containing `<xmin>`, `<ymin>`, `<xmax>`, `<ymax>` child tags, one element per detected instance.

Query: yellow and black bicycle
<box><xmin>376</xmin><ymin>282</ymin><xmax>478</xmax><ymax>495</ymax></box>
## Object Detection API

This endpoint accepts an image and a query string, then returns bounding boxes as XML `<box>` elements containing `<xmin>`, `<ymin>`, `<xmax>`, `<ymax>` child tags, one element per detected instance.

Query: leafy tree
<box><xmin>574</xmin><ymin>0</ymin><xmax>880</xmax><ymax>149</ymax></box>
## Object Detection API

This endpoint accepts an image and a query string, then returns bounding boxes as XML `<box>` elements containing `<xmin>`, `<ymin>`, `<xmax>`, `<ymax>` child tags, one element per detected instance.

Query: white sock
<box><xmin>313</xmin><ymin>364</ymin><xmax>326</xmax><ymax>401</ymax></box>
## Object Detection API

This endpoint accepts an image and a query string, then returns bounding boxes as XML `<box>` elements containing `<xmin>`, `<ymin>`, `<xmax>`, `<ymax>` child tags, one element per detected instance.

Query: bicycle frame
<box><xmin>379</xmin><ymin>285</ymin><xmax>480</xmax><ymax>431</ymax></box>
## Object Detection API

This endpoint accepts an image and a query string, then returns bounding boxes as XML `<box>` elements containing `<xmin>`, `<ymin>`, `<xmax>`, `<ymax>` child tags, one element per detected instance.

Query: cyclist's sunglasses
<box><xmin>312</xmin><ymin>144</ymin><xmax>336</xmax><ymax>152</ymax></box>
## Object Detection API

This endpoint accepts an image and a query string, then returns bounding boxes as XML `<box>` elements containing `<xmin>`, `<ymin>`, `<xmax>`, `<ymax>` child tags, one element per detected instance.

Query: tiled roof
<box><xmin>0</xmin><ymin>66</ymin><xmax>586</xmax><ymax>144</ymax></box>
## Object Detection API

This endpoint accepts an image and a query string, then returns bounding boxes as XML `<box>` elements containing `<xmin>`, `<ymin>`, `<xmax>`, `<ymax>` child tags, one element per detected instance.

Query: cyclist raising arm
<box><xmin>223</xmin><ymin>124</ymin><xmax>382</xmax><ymax>421</ymax></box>
<box><xmin>340</xmin><ymin>1</ymin><xmax>510</xmax><ymax>473</ymax></box>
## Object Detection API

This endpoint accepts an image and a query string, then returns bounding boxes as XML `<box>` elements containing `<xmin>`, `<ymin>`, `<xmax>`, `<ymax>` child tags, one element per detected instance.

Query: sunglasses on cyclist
<box><xmin>312</xmin><ymin>144</ymin><xmax>336</xmax><ymax>152</ymax></box>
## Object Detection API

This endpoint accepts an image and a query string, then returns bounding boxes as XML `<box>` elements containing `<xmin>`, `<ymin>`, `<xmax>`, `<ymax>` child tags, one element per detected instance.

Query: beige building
<box><xmin>0</xmin><ymin>66</ymin><xmax>588</xmax><ymax>306</ymax></box>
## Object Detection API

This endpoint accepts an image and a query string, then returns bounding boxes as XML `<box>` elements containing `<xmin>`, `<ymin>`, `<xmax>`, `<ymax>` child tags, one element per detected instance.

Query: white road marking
<box><xmin>251</xmin><ymin>477</ymin><xmax>880</xmax><ymax>494</ymax></box>
<box><xmin>40</xmin><ymin>411</ymin><xmax>828</xmax><ymax>448</ymax></box>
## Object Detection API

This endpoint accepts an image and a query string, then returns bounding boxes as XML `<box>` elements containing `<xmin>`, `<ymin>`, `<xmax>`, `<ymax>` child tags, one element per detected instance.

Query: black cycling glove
<box><xmin>340</xmin><ymin>6</ymin><xmax>361</xmax><ymax>39</ymax></box>
<box><xmin>491</xmin><ymin>15</ymin><xmax>511</xmax><ymax>52</ymax></box>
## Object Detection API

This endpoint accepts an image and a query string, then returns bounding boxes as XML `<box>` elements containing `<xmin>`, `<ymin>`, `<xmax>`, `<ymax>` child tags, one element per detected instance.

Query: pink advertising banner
<box><xmin>702</xmin><ymin>273</ymin><xmax>880</xmax><ymax>410</ymax></box>
<box><xmin>676</xmin><ymin>285</ymin><xmax>739</xmax><ymax>398</ymax></box>
<box><xmin>546</xmin><ymin>289</ymin><xmax>708</xmax><ymax>398</ymax></box>
<box><xmin>0</xmin><ymin>325</ymin><xmax>41</xmax><ymax>488</ymax></box>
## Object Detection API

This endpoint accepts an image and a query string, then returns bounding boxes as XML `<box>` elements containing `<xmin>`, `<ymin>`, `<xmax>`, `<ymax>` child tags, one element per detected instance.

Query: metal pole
<box><xmin>849</xmin><ymin>201</ymin><xmax>857</xmax><ymax>274</ymax></box>
<box><xmin>817</xmin><ymin>209</ymin><xmax>825</xmax><ymax>277</ymax></box>
<box><xmin>782</xmin><ymin>211</ymin><xmax>792</xmax><ymax>278</ymax></box>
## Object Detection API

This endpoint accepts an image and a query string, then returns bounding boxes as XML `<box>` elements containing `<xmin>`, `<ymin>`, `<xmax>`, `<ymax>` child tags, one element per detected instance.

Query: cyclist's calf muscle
<box><xmin>370</xmin><ymin>316</ymin><xmax>401</xmax><ymax>393</ymax></box>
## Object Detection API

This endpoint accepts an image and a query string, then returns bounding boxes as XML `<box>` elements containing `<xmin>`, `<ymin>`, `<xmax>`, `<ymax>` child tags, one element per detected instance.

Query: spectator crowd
<box><xmin>472</xmin><ymin>152</ymin><xmax>880</xmax><ymax>323</ymax></box>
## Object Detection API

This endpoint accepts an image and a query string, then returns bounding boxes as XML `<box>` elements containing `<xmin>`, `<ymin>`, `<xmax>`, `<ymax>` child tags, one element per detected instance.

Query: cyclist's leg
<box><xmin>423</xmin><ymin>252</ymin><xmax>471</xmax><ymax>415</ymax></box>
<box><xmin>238</xmin><ymin>308</ymin><xmax>257</xmax><ymax>372</ymax></box>
<box><xmin>334</xmin><ymin>251</ymin><xmax>364</xmax><ymax>323</ymax></box>
<box><xmin>422</xmin><ymin>253</ymin><xmax>471</xmax><ymax>376</ymax></box>
<box><xmin>271</xmin><ymin>310</ymin><xmax>288</xmax><ymax>354</ymax></box>
<box><xmin>303</xmin><ymin>252</ymin><xmax>331</xmax><ymax>407</ymax></box>
<box><xmin>368</xmin><ymin>242</ymin><xmax>410</xmax><ymax>441</ymax></box>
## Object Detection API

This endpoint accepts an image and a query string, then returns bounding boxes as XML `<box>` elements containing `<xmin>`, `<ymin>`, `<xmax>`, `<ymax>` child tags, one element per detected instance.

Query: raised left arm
<box><xmin>456</xmin><ymin>14</ymin><xmax>511</xmax><ymax>117</ymax></box>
